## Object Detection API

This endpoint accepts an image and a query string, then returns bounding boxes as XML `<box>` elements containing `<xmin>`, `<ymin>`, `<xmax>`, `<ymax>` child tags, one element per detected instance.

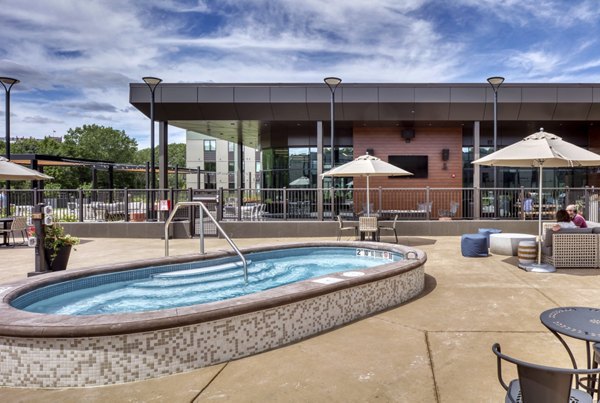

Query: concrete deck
<box><xmin>0</xmin><ymin>234</ymin><xmax>598</xmax><ymax>402</ymax></box>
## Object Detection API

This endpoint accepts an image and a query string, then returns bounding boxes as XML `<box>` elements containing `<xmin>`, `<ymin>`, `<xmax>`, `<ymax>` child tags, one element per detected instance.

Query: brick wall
<box><xmin>350</xmin><ymin>126</ymin><xmax>463</xmax><ymax>213</ymax></box>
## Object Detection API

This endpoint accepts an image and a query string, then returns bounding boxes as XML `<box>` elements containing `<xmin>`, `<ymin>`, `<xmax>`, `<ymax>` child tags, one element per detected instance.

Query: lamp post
<box><xmin>487</xmin><ymin>76</ymin><xmax>504</xmax><ymax>217</ymax></box>
<box><xmin>0</xmin><ymin>77</ymin><xmax>19</xmax><ymax>213</ymax></box>
<box><xmin>143</xmin><ymin>76</ymin><xmax>162</xmax><ymax>220</ymax></box>
<box><xmin>324</xmin><ymin>77</ymin><xmax>341</xmax><ymax>170</ymax></box>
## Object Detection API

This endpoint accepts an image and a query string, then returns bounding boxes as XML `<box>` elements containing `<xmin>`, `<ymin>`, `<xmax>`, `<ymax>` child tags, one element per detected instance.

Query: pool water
<box><xmin>15</xmin><ymin>247</ymin><xmax>401</xmax><ymax>315</ymax></box>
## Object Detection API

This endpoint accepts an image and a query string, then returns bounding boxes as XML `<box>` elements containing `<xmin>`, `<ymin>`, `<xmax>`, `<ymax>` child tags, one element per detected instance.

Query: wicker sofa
<box><xmin>541</xmin><ymin>224</ymin><xmax>600</xmax><ymax>269</ymax></box>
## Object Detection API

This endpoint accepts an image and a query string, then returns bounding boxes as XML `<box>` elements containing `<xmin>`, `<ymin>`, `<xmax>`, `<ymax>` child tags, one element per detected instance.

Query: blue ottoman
<box><xmin>461</xmin><ymin>234</ymin><xmax>489</xmax><ymax>257</ymax></box>
<box><xmin>478</xmin><ymin>228</ymin><xmax>503</xmax><ymax>248</ymax></box>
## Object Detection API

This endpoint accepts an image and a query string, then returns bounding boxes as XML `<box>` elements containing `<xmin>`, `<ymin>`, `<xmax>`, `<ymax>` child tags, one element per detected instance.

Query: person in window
<box><xmin>566</xmin><ymin>204</ymin><xmax>587</xmax><ymax>228</ymax></box>
<box><xmin>552</xmin><ymin>209</ymin><xmax>576</xmax><ymax>232</ymax></box>
<box><xmin>523</xmin><ymin>193</ymin><xmax>533</xmax><ymax>215</ymax></box>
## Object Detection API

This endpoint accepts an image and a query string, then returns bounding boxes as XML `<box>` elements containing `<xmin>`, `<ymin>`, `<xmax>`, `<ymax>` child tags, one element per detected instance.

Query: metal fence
<box><xmin>1</xmin><ymin>186</ymin><xmax>598</xmax><ymax>224</ymax></box>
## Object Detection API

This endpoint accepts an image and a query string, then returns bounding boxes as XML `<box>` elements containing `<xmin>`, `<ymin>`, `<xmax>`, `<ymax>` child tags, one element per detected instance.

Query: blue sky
<box><xmin>1</xmin><ymin>0</ymin><xmax>600</xmax><ymax>149</ymax></box>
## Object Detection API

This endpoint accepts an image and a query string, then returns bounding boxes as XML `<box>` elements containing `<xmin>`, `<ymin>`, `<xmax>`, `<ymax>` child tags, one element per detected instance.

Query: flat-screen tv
<box><xmin>388</xmin><ymin>155</ymin><xmax>428</xmax><ymax>178</ymax></box>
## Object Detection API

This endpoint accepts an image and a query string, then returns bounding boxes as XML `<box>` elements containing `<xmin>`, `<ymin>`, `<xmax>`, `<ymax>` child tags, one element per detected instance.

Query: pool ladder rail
<box><xmin>164</xmin><ymin>202</ymin><xmax>249</xmax><ymax>283</ymax></box>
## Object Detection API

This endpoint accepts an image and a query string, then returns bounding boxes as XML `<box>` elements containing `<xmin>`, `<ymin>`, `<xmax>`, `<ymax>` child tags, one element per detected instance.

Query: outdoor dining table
<box><xmin>540</xmin><ymin>306</ymin><xmax>600</xmax><ymax>392</ymax></box>
<box><xmin>0</xmin><ymin>217</ymin><xmax>14</xmax><ymax>246</ymax></box>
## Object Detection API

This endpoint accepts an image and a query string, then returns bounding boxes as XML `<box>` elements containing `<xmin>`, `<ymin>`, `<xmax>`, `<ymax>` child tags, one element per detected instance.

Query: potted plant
<box><xmin>43</xmin><ymin>224</ymin><xmax>80</xmax><ymax>271</ymax></box>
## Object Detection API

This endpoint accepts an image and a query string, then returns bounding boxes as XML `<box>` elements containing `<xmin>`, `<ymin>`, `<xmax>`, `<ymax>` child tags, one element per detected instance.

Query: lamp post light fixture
<box><xmin>0</xmin><ymin>77</ymin><xmax>19</xmax><ymax>160</ymax></box>
<box><xmin>142</xmin><ymin>76</ymin><xmax>162</xmax><ymax>190</ymax></box>
<box><xmin>487</xmin><ymin>76</ymin><xmax>504</xmax><ymax>217</ymax></box>
<box><xmin>0</xmin><ymin>77</ymin><xmax>19</xmax><ymax>213</ymax></box>
<box><xmin>324</xmin><ymin>77</ymin><xmax>342</xmax><ymax>170</ymax></box>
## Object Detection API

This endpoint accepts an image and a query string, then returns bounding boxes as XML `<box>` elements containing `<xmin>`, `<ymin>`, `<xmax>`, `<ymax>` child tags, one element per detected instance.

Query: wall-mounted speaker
<box><xmin>442</xmin><ymin>148</ymin><xmax>450</xmax><ymax>161</ymax></box>
<box><xmin>401</xmin><ymin>129</ymin><xmax>415</xmax><ymax>143</ymax></box>
<box><xmin>366</xmin><ymin>148</ymin><xmax>374</xmax><ymax>156</ymax></box>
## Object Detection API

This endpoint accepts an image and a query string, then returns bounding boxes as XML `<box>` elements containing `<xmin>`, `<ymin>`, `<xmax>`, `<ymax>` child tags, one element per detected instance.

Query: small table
<box><xmin>0</xmin><ymin>217</ymin><xmax>14</xmax><ymax>246</ymax></box>
<box><xmin>489</xmin><ymin>233</ymin><xmax>537</xmax><ymax>256</ymax></box>
<box><xmin>540</xmin><ymin>306</ymin><xmax>600</xmax><ymax>391</ymax></box>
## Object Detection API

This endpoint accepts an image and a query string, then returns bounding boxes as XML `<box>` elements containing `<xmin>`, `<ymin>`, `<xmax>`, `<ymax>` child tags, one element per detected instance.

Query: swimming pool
<box><xmin>13</xmin><ymin>247</ymin><xmax>403</xmax><ymax>315</ymax></box>
<box><xmin>0</xmin><ymin>241</ymin><xmax>426</xmax><ymax>388</ymax></box>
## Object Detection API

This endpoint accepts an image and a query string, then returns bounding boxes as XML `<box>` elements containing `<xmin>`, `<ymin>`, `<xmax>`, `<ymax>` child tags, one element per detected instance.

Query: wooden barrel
<box><xmin>518</xmin><ymin>240</ymin><xmax>537</xmax><ymax>264</ymax></box>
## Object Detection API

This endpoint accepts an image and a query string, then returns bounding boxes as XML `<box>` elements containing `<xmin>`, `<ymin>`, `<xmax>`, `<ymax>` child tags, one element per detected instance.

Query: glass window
<box><xmin>228</xmin><ymin>142</ymin><xmax>235</xmax><ymax>152</ymax></box>
<box><xmin>228</xmin><ymin>162</ymin><xmax>235</xmax><ymax>172</ymax></box>
<box><xmin>204</xmin><ymin>140</ymin><xmax>216</xmax><ymax>151</ymax></box>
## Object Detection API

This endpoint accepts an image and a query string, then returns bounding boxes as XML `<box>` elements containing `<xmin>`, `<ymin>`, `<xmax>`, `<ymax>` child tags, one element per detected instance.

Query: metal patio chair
<box><xmin>378</xmin><ymin>214</ymin><xmax>398</xmax><ymax>243</ymax></box>
<box><xmin>336</xmin><ymin>215</ymin><xmax>357</xmax><ymax>241</ymax></box>
<box><xmin>0</xmin><ymin>216</ymin><xmax>28</xmax><ymax>246</ymax></box>
<box><xmin>493</xmin><ymin>342</ymin><xmax>600</xmax><ymax>403</ymax></box>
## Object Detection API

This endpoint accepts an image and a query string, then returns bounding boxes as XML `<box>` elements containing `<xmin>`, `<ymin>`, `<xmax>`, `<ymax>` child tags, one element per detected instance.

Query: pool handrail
<box><xmin>164</xmin><ymin>201</ymin><xmax>248</xmax><ymax>282</ymax></box>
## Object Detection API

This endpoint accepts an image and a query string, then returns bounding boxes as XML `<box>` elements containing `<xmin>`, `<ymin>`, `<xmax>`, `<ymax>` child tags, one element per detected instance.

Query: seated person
<box><xmin>552</xmin><ymin>209</ymin><xmax>576</xmax><ymax>232</ymax></box>
<box><xmin>566</xmin><ymin>204</ymin><xmax>587</xmax><ymax>228</ymax></box>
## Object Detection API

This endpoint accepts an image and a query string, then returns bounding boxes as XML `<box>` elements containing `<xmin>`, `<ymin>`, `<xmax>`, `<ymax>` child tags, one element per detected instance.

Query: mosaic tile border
<box><xmin>0</xmin><ymin>242</ymin><xmax>426</xmax><ymax>388</ymax></box>
<box><xmin>0</xmin><ymin>266</ymin><xmax>424</xmax><ymax>388</ymax></box>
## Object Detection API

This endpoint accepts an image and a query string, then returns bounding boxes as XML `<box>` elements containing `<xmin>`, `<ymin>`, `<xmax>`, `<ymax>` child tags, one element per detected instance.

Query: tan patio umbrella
<box><xmin>472</xmin><ymin>128</ymin><xmax>600</xmax><ymax>272</ymax></box>
<box><xmin>322</xmin><ymin>154</ymin><xmax>412</xmax><ymax>215</ymax></box>
<box><xmin>0</xmin><ymin>157</ymin><xmax>53</xmax><ymax>180</ymax></box>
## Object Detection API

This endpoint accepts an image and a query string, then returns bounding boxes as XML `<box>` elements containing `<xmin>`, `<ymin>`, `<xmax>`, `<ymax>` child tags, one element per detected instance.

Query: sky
<box><xmin>1</xmin><ymin>0</ymin><xmax>600</xmax><ymax>149</ymax></box>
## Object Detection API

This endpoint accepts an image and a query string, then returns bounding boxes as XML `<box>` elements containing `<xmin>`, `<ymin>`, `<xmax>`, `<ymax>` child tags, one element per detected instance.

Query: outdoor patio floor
<box><xmin>1</xmin><ymin>234</ymin><xmax>599</xmax><ymax>402</ymax></box>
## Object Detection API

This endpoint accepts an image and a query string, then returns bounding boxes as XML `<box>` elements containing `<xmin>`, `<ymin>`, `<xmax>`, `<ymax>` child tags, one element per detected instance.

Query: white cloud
<box><xmin>0</xmin><ymin>0</ymin><xmax>598</xmax><ymax>149</ymax></box>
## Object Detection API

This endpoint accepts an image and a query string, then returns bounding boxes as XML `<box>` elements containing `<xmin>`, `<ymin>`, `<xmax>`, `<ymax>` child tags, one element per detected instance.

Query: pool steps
<box><xmin>153</xmin><ymin>261</ymin><xmax>252</xmax><ymax>278</ymax></box>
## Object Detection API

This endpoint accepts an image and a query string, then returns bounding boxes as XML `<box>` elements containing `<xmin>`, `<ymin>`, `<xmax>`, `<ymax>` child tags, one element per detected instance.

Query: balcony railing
<box><xmin>1</xmin><ymin>186</ymin><xmax>598</xmax><ymax>224</ymax></box>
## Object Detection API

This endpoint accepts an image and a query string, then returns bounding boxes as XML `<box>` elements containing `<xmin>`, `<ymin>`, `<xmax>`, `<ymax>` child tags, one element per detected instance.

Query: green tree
<box><xmin>135</xmin><ymin>143</ymin><xmax>187</xmax><ymax>188</ymax></box>
<box><xmin>61</xmin><ymin>125</ymin><xmax>139</xmax><ymax>188</ymax></box>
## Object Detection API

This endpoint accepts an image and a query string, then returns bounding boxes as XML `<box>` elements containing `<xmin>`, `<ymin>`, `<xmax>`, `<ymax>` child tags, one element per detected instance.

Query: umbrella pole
<box><xmin>366</xmin><ymin>176</ymin><xmax>370</xmax><ymax>215</ymax></box>
<box><xmin>537</xmin><ymin>165</ymin><xmax>543</xmax><ymax>265</ymax></box>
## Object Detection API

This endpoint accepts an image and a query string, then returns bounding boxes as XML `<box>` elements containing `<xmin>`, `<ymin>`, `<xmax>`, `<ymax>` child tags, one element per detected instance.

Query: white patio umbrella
<box><xmin>289</xmin><ymin>176</ymin><xmax>310</xmax><ymax>187</ymax></box>
<box><xmin>0</xmin><ymin>157</ymin><xmax>53</xmax><ymax>180</ymax></box>
<box><xmin>322</xmin><ymin>154</ymin><xmax>412</xmax><ymax>215</ymax></box>
<box><xmin>472</xmin><ymin>128</ymin><xmax>600</xmax><ymax>272</ymax></box>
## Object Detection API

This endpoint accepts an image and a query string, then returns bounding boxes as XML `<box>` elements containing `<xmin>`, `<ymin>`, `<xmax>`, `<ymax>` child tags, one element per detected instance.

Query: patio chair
<box><xmin>359</xmin><ymin>216</ymin><xmax>379</xmax><ymax>241</ymax></box>
<box><xmin>337</xmin><ymin>215</ymin><xmax>357</xmax><ymax>241</ymax></box>
<box><xmin>0</xmin><ymin>216</ymin><xmax>28</xmax><ymax>246</ymax></box>
<box><xmin>438</xmin><ymin>201</ymin><xmax>459</xmax><ymax>218</ymax></box>
<box><xmin>378</xmin><ymin>214</ymin><xmax>398</xmax><ymax>243</ymax></box>
<box><xmin>492</xmin><ymin>342</ymin><xmax>600</xmax><ymax>403</ymax></box>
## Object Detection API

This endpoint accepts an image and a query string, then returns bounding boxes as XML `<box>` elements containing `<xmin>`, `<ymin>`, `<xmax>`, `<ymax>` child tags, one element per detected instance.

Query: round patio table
<box><xmin>540</xmin><ymin>306</ymin><xmax>600</xmax><ymax>392</ymax></box>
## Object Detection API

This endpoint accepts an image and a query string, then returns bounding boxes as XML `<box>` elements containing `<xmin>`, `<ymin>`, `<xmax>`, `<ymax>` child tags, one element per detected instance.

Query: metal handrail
<box><xmin>164</xmin><ymin>201</ymin><xmax>248</xmax><ymax>282</ymax></box>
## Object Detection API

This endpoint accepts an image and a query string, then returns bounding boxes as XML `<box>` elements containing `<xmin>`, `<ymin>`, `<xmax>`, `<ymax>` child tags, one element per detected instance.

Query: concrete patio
<box><xmin>0</xmin><ymin>233</ymin><xmax>598</xmax><ymax>402</ymax></box>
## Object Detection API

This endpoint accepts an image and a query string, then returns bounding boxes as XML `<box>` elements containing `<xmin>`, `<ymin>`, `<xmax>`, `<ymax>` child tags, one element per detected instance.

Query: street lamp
<box><xmin>142</xmin><ymin>76</ymin><xmax>162</xmax><ymax>190</ymax></box>
<box><xmin>487</xmin><ymin>76</ymin><xmax>504</xmax><ymax>217</ymax></box>
<box><xmin>0</xmin><ymin>77</ymin><xmax>19</xmax><ymax>159</ymax></box>
<box><xmin>324</xmin><ymin>77</ymin><xmax>341</xmax><ymax>170</ymax></box>
<box><xmin>0</xmin><ymin>77</ymin><xmax>19</xmax><ymax>212</ymax></box>
<box><xmin>143</xmin><ymin>76</ymin><xmax>162</xmax><ymax>221</ymax></box>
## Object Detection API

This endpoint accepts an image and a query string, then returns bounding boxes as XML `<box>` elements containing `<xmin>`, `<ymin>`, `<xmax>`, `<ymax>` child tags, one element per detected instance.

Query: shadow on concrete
<box><xmin>397</xmin><ymin>237</ymin><xmax>437</xmax><ymax>247</ymax></box>
<box><xmin>502</xmin><ymin>255</ymin><xmax>600</xmax><ymax>276</ymax></box>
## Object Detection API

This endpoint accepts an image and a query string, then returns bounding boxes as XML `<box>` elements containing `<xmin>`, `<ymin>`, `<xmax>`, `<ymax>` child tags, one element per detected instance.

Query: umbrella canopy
<box><xmin>289</xmin><ymin>176</ymin><xmax>310</xmax><ymax>187</ymax></box>
<box><xmin>322</xmin><ymin>154</ymin><xmax>412</xmax><ymax>214</ymax></box>
<box><xmin>0</xmin><ymin>157</ymin><xmax>53</xmax><ymax>180</ymax></box>
<box><xmin>472</xmin><ymin>129</ymin><xmax>600</xmax><ymax>168</ymax></box>
<box><xmin>472</xmin><ymin>128</ymin><xmax>600</xmax><ymax>270</ymax></box>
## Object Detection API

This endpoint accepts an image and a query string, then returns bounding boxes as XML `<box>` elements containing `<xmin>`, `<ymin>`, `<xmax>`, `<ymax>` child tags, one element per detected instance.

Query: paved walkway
<box><xmin>0</xmin><ymin>234</ymin><xmax>598</xmax><ymax>402</ymax></box>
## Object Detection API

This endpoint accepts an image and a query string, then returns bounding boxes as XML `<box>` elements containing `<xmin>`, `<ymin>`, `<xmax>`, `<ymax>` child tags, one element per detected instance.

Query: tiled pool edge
<box><xmin>0</xmin><ymin>242</ymin><xmax>426</xmax><ymax>387</ymax></box>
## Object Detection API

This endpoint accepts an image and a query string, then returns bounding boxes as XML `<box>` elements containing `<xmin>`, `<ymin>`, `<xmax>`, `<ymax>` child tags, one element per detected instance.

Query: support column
<box><xmin>317</xmin><ymin>121</ymin><xmax>323</xmax><ymax>220</ymax></box>
<box><xmin>237</xmin><ymin>140</ymin><xmax>244</xmax><ymax>190</ymax></box>
<box><xmin>158</xmin><ymin>121</ymin><xmax>169</xmax><ymax>193</ymax></box>
<box><xmin>474</xmin><ymin>121</ymin><xmax>481</xmax><ymax>219</ymax></box>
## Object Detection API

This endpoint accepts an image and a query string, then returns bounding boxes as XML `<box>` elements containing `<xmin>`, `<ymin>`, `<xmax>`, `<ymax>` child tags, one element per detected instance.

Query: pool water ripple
<box><xmin>18</xmin><ymin>248</ymin><xmax>400</xmax><ymax>315</ymax></box>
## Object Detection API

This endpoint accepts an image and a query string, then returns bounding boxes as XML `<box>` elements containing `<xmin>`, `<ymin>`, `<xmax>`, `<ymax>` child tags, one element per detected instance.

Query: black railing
<box><xmin>1</xmin><ymin>186</ymin><xmax>598</xmax><ymax>223</ymax></box>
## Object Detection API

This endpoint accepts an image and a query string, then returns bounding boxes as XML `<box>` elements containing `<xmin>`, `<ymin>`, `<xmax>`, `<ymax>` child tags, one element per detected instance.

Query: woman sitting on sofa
<box><xmin>552</xmin><ymin>209</ymin><xmax>577</xmax><ymax>232</ymax></box>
